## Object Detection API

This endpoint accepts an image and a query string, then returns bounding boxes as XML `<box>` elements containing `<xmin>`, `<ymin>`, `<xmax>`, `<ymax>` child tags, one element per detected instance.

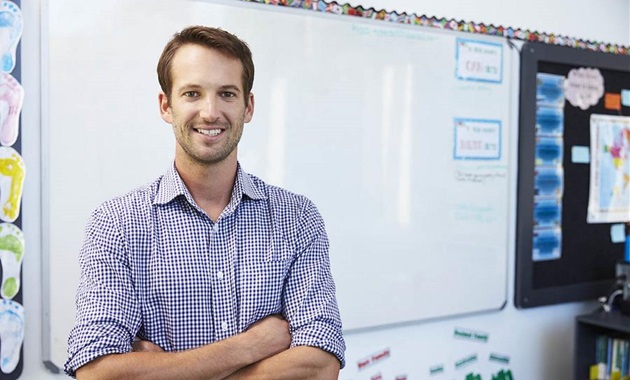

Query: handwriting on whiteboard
<box><xmin>351</xmin><ymin>23</ymin><xmax>438</xmax><ymax>42</ymax></box>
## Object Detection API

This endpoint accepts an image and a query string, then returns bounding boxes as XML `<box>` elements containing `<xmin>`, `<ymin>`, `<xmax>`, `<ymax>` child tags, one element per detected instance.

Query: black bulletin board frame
<box><xmin>515</xmin><ymin>42</ymin><xmax>630</xmax><ymax>308</ymax></box>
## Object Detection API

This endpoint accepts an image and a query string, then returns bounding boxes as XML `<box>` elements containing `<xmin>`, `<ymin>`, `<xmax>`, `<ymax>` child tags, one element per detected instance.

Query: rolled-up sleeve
<box><xmin>65</xmin><ymin>206</ymin><xmax>141</xmax><ymax>377</ymax></box>
<box><xmin>283</xmin><ymin>199</ymin><xmax>346</xmax><ymax>368</ymax></box>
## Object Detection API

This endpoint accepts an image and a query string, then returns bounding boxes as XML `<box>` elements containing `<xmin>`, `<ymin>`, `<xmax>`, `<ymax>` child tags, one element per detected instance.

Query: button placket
<box><xmin>208</xmin><ymin>219</ymin><xmax>237</xmax><ymax>340</ymax></box>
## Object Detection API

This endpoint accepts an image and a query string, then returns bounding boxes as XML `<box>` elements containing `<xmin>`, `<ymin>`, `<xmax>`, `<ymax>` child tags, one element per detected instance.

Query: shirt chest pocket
<box><xmin>235</xmin><ymin>240</ymin><xmax>294</xmax><ymax>322</ymax></box>
<box><xmin>264</xmin><ymin>241</ymin><xmax>294</xmax><ymax>262</ymax></box>
<box><xmin>255</xmin><ymin>240</ymin><xmax>294</xmax><ymax>279</ymax></box>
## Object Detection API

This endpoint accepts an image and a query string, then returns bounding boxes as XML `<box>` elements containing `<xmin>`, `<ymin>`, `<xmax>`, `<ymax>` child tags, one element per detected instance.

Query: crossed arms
<box><xmin>71</xmin><ymin>193</ymin><xmax>344</xmax><ymax>379</ymax></box>
<box><xmin>76</xmin><ymin>315</ymin><xmax>340</xmax><ymax>380</ymax></box>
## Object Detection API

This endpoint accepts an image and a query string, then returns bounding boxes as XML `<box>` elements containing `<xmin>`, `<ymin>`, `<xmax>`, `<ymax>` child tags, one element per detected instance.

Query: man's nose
<box><xmin>200</xmin><ymin>96</ymin><xmax>220</xmax><ymax>121</ymax></box>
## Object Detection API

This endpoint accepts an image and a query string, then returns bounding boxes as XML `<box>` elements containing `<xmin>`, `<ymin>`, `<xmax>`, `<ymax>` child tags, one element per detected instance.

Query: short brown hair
<box><xmin>157</xmin><ymin>26</ymin><xmax>254</xmax><ymax>103</ymax></box>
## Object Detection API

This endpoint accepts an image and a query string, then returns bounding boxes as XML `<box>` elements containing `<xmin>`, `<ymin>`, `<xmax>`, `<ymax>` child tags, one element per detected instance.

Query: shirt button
<box><xmin>213</xmin><ymin>224</ymin><xmax>219</xmax><ymax>232</ymax></box>
<box><xmin>217</xmin><ymin>271</ymin><xmax>224</xmax><ymax>279</ymax></box>
<box><xmin>221</xmin><ymin>321</ymin><xmax>228</xmax><ymax>331</ymax></box>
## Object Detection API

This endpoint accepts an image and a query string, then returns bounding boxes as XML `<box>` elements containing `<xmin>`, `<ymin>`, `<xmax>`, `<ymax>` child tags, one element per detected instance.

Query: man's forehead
<box><xmin>170</xmin><ymin>45</ymin><xmax>244</xmax><ymax>87</ymax></box>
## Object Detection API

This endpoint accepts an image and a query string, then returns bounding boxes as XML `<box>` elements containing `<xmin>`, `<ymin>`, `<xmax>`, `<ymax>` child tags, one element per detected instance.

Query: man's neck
<box><xmin>175</xmin><ymin>155</ymin><xmax>238</xmax><ymax>222</ymax></box>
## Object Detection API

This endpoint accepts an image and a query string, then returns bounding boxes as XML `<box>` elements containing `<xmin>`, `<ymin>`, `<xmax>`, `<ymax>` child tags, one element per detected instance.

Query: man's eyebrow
<box><xmin>218</xmin><ymin>84</ymin><xmax>242</xmax><ymax>92</ymax></box>
<box><xmin>176</xmin><ymin>83</ymin><xmax>203</xmax><ymax>91</ymax></box>
<box><xmin>175</xmin><ymin>84</ymin><xmax>242</xmax><ymax>92</ymax></box>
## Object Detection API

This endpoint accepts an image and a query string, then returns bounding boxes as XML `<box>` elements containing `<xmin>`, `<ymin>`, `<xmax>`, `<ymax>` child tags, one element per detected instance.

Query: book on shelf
<box><xmin>590</xmin><ymin>335</ymin><xmax>630</xmax><ymax>380</ymax></box>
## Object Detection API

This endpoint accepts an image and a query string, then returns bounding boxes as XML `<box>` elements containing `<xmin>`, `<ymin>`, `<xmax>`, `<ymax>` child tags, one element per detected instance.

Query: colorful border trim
<box><xmin>241</xmin><ymin>0</ymin><xmax>630</xmax><ymax>55</ymax></box>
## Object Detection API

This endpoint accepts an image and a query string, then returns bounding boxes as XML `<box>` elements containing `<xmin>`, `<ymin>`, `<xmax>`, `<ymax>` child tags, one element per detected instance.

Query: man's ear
<box><xmin>244</xmin><ymin>92</ymin><xmax>254</xmax><ymax>123</ymax></box>
<box><xmin>158</xmin><ymin>92</ymin><xmax>173</xmax><ymax>124</ymax></box>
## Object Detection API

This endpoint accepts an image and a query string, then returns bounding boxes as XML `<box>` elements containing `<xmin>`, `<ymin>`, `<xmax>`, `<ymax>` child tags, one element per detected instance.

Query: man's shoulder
<box><xmin>246</xmin><ymin>172</ymin><xmax>313</xmax><ymax>208</ymax></box>
<box><xmin>95</xmin><ymin>177</ymin><xmax>162</xmax><ymax>217</ymax></box>
<box><xmin>243</xmin><ymin>172</ymin><xmax>326</xmax><ymax>227</ymax></box>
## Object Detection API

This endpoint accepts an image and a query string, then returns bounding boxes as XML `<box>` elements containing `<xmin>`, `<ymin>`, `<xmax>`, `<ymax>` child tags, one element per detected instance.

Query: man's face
<box><xmin>159</xmin><ymin>43</ymin><xmax>254</xmax><ymax>167</ymax></box>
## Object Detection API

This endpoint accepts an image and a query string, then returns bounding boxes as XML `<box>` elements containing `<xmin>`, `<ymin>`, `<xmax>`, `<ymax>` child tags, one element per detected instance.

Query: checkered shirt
<box><xmin>65</xmin><ymin>163</ymin><xmax>345</xmax><ymax>377</ymax></box>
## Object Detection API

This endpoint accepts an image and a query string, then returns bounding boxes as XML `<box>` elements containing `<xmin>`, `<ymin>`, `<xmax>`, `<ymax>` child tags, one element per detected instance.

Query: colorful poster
<box><xmin>588</xmin><ymin>114</ymin><xmax>630</xmax><ymax>223</ymax></box>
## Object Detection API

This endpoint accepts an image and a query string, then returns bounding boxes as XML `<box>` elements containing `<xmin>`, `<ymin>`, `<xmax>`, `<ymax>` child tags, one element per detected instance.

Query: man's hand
<box><xmin>244</xmin><ymin>314</ymin><xmax>291</xmax><ymax>357</ymax></box>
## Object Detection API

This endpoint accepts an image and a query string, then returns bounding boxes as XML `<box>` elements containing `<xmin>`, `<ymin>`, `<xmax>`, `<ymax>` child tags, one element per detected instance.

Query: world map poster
<box><xmin>588</xmin><ymin>114</ymin><xmax>630</xmax><ymax>223</ymax></box>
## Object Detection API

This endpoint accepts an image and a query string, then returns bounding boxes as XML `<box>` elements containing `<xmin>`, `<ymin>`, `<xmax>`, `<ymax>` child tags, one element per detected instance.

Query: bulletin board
<box><xmin>515</xmin><ymin>41</ymin><xmax>630</xmax><ymax>308</ymax></box>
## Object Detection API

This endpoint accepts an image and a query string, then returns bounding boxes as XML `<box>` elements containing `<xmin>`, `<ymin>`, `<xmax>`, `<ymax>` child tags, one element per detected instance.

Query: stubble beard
<box><xmin>179</xmin><ymin>119</ymin><xmax>244</xmax><ymax>167</ymax></box>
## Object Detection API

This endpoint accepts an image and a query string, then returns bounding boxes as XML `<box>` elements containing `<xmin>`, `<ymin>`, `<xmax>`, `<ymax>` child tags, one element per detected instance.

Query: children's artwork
<box><xmin>532</xmin><ymin>227</ymin><xmax>562</xmax><ymax>261</ymax></box>
<box><xmin>588</xmin><ymin>114</ymin><xmax>630</xmax><ymax>223</ymax></box>
<box><xmin>535</xmin><ymin>106</ymin><xmax>564</xmax><ymax>136</ymax></box>
<box><xmin>0</xmin><ymin>0</ymin><xmax>22</xmax><ymax>377</ymax></box>
<box><xmin>0</xmin><ymin>146</ymin><xmax>24</xmax><ymax>223</ymax></box>
<box><xmin>536</xmin><ymin>73</ymin><xmax>565</xmax><ymax>108</ymax></box>
<box><xmin>535</xmin><ymin>136</ymin><xmax>563</xmax><ymax>165</ymax></box>
<box><xmin>0</xmin><ymin>73</ymin><xmax>22</xmax><ymax>147</ymax></box>
<box><xmin>0</xmin><ymin>299</ymin><xmax>22</xmax><ymax>374</ymax></box>
<box><xmin>0</xmin><ymin>2</ymin><xmax>22</xmax><ymax>74</ymax></box>
<box><xmin>0</xmin><ymin>223</ymin><xmax>22</xmax><ymax>300</ymax></box>
<box><xmin>533</xmin><ymin>198</ymin><xmax>562</xmax><ymax>228</ymax></box>
<box><xmin>534</xmin><ymin>166</ymin><xmax>564</xmax><ymax>198</ymax></box>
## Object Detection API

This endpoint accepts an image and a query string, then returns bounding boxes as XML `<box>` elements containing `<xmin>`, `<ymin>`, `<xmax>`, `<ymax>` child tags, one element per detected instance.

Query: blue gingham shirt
<box><xmin>65</xmin><ymin>163</ymin><xmax>345</xmax><ymax>377</ymax></box>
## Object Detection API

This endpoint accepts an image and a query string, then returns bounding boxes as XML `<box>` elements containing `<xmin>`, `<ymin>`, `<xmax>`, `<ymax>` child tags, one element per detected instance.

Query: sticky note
<box><xmin>611</xmin><ymin>224</ymin><xmax>625</xmax><ymax>243</ymax></box>
<box><xmin>605</xmin><ymin>93</ymin><xmax>621</xmax><ymax>110</ymax></box>
<box><xmin>571</xmin><ymin>146</ymin><xmax>590</xmax><ymax>164</ymax></box>
<box><xmin>622</xmin><ymin>89</ymin><xmax>630</xmax><ymax>107</ymax></box>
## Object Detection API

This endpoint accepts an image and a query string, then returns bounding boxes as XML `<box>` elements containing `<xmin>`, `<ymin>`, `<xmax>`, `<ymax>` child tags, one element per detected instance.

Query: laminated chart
<box><xmin>532</xmin><ymin>73</ymin><xmax>565</xmax><ymax>262</ymax></box>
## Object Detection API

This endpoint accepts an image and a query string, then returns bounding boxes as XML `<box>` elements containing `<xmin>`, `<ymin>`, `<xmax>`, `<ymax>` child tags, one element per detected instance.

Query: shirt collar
<box><xmin>154</xmin><ymin>162</ymin><xmax>266</xmax><ymax>207</ymax></box>
<box><xmin>238</xmin><ymin>164</ymin><xmax>266</xmax><ymax>201</ymax></box>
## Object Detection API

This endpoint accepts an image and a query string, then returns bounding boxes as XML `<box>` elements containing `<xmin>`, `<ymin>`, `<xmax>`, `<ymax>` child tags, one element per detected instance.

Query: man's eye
<box><xmin>221</xmin><ymin>92</ymin><xmax>236</xmax><ymax>98</ymax></box>
<box><xmin>183</xmin><ymin>91</ymin><xmax>199</xmax><ymax>97</ymax></box>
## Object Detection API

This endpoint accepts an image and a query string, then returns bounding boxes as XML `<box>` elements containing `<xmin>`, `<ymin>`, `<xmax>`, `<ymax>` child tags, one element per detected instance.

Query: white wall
<box><xmin>18</xmin><ymin>0</ymin><xmax>629</xmax><ymax>379</ymax></box>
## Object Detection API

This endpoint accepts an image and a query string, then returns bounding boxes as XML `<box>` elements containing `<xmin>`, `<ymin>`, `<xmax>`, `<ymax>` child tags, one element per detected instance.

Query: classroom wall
<box><xmin>18</xmin><ymin>0</ymin><xmax>629</xmax><ymax>379</ymax></box>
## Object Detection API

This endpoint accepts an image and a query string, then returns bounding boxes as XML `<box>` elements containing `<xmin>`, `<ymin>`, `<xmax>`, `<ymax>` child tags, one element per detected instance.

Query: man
<box><xmin>65</xmin><ymin>26</ymin><xmax>345</xmax><ymax>379</ymax></box>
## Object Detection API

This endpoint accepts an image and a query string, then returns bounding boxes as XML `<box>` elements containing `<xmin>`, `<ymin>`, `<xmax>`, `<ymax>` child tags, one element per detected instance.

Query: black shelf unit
<box><xmin>575</xmin><ymin>310</ymin><xmax>630</xmax><ymax>380</ymax></box>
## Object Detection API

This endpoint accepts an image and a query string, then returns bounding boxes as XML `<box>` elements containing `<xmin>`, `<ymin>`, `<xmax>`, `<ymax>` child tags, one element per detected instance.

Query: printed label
<box><xmin>456</xmin><ymin>39</ymin><xmax>503</xmax><ymax>83</ymax></box>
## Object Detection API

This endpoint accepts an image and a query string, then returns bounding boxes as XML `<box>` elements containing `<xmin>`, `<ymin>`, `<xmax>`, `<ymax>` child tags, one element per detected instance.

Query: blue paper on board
<box><xmin>571</xmin><ymin>146</ymin><xmax>590</xmax><ymax>164</ymax></box>
<box><xmin>611</xmin><ymin>224</ymin><xmax>626</xmax><ymax>243</ymax></box>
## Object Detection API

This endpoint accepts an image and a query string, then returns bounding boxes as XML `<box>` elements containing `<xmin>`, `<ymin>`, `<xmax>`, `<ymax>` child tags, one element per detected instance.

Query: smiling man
<box><xmin>65</xmin><ymin>26</ymin><xmax>345</xmax><ymax>380</ymax></box>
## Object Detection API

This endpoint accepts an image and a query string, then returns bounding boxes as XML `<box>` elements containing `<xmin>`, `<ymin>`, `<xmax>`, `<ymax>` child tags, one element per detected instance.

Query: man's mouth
<box><xmin>195</xmin><ymin>128</ymin><xmax>222</xmax><ymax>137</ymax></box>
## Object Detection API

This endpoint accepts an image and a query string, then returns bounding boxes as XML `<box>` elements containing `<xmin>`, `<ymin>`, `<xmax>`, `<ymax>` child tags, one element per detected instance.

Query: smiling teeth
<box><xmin>197</xmin><ymin>129</ymin><xmax>221</xmax><ymax>136</ymax></box>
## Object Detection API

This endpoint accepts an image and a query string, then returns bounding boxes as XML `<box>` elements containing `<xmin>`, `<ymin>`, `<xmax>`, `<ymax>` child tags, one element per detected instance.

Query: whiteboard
<box><xmin>42</xmin><ymin>0</ymin><xmax>513</xmax><ymax>370</ymax></box>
